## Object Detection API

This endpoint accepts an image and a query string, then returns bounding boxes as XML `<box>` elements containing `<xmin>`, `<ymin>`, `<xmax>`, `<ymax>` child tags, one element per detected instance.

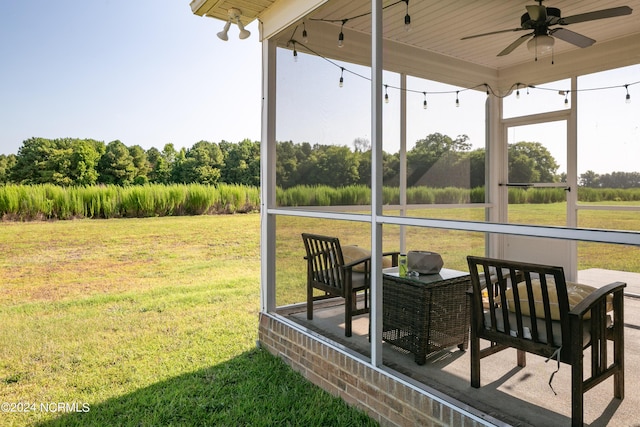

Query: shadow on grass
<box><xmin>37</xmin><ymin>348</ymin><xmax>376</xmax><ymax>427</ymax></box>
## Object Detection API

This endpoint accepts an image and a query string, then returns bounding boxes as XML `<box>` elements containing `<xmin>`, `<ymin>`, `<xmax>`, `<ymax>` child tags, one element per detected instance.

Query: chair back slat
<box><xmin>467</xmin><ymin>256</ymin><xmax>570</xmax><ymax>355</ymax></box>
<box><xmin>302</xmin><ymin>233</ymin><xmax>345</xmax><ymax>291</ymax></box>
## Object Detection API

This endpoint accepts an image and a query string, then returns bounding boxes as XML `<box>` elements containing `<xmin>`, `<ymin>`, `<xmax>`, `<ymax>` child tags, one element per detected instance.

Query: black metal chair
<box><xmin>302</xmin><ymin>233</ymin><xmax>398</xmax><ymax>337</ymax></box>
<box><xmin>467</xmin><ymin>256</ymin><xmax>625</xmax><ymax>427</ymax></box>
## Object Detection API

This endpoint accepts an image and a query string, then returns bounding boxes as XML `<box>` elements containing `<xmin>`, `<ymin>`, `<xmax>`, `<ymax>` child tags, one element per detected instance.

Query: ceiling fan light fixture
<box><xmin>527</xmin><ymin>34</ymin><xmax>555</xmax><ymax>54</ymax></box>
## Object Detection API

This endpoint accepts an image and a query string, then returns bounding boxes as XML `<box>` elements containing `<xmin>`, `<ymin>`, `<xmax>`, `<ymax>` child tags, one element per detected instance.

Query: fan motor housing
<box><xmin>521</xmin><ymin>7</ymin><xmax>561</xmax><ymax>28</ymax></box>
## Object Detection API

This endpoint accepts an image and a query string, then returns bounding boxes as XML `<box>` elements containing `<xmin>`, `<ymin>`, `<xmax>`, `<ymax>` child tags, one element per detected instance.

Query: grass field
<box><xmin>1</xmin><ymin>204</ymin><xmax>638</xmax><ymax>426</ymax></box>
<box><xmin>0</xmin><ymin>215</ymin><xmax>375</xmax><ymax>426</ymax></box>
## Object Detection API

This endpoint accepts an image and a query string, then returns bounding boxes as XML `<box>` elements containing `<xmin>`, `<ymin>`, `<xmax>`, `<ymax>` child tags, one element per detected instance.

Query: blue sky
<box><xmin>1</xmin><ymin>1</ymin><xmax>638</xmax><ymax>175</ymax></box>
<box><xmin>0</xmin><ymin>0</ymin><xmax>262</xmax><ymax>156</ymax></box>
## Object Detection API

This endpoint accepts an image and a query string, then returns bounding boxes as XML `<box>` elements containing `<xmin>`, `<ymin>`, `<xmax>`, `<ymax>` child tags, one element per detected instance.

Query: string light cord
<box><xmin>288</xmin><ymin>38</ymin><xmax>638</xmax><ymax>103</ymax></box>
<box><xmin>309</xmin><ymin>0</ymin><xmax>406</xmax><ymax>24</ymax></box>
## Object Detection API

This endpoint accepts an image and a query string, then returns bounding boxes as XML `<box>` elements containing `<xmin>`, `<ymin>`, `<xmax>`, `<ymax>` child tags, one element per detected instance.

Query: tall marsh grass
<box><xmin>0</xmin><ymin>184</ymin><xmax>260</xmax><ymax>220</ymax></box>
<box><xmin>2</xmin><ymin>184</ymin><xmax>639</xmax><ymax>221</ymax></box>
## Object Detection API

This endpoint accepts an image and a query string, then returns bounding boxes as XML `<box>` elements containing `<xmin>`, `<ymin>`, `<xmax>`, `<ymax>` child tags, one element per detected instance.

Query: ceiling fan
<box><xmin>461</xmin><ymin>1</ymin><xmax>632</xmax><ymax>57</ymax></box>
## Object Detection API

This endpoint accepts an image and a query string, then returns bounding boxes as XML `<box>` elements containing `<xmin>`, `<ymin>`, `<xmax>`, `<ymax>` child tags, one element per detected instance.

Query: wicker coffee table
<box><xmin>382</xmin><ymin>267</ymin><xmax>471</xmax><ymax>365</ymax></box>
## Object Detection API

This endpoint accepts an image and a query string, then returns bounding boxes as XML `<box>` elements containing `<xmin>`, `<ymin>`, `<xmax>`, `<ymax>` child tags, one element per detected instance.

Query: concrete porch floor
<box><xmin>284</xmin><ymin>271</ymin><xmax>640</xmax><ymax>427</ymax></box>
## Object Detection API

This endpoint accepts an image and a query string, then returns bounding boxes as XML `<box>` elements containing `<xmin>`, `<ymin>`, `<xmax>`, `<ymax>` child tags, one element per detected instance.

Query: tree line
<box><xmin>0</xmin><ymin>134</ymin><xmax>637</xmax><ymax>188</ymax></box>
<box><xmin>0</xmin><ymin>138</ymin><xmax>259</xmax><ymax>187</ymax></box>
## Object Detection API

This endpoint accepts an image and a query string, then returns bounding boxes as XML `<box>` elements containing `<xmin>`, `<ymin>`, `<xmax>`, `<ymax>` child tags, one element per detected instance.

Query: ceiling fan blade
<box><xmin>526</xmin><ymin>5</ymin><xmax>547</xmax><ymax>22</ymax></box>
<box><xmin>461</xmin><ymin>27</ymin><xmax>526</xmax><ymax>40</ymax></box>
<box><xmin>559</xmin><ymin>6</ymin><xmax>632</xmax><ymax>25</ymax></box>
<box><xmin>497</xmin><ymin>33</ymin><xmax>532</xmax><ymax>56</ymax></box>
<box><xmin>550</xmin><ymin>28</ymin><xmax>595</xmax><ymax>48</ymax></box>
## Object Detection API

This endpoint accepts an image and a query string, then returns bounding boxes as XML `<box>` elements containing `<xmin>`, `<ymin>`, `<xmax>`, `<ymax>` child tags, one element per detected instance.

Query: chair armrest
<box><xmin>383</xmin><ymin>251</ymin><xmax>400</xmax><ymax>267</ymax></box>
<box><xmin>343</xmin><ymin>257</ymin><xmax>370</xmax><ymax>270</ymax></box>
<box><xmin>569</xmin><ymin>281</ymin><xmax>626</xmax><ymax>318</ymax></box>
<box><xmin>342</xmin><ymin>251</ymin><xmax>400</xmax><ymax>270</ymax></box>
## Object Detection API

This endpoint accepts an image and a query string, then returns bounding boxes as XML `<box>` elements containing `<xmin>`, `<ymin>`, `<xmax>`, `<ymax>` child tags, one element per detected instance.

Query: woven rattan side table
<box><xmin>382</xmin><ymin>267</ymin><xmax>471</xmax><ymax>365</ymax></box>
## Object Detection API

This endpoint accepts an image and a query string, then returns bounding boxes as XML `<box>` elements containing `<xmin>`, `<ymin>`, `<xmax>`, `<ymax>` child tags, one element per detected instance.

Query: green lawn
<box><xmin>1</xmin><ymin>205</ymin><xmax>638</xmax><ymax>426</ymax></box>
<box><xmin>0</xmin><ymin>216</ymin><xmax>375</xmax><ymax>426</ymax></box>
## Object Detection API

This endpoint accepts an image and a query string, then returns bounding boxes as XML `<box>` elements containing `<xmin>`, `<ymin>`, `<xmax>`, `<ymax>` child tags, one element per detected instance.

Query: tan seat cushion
<box><xmin>342</xmin><ymin>245</ymin><xmax>392</xmax><ymax>272</ymax></box>
<box><xmin>505</xmin><ymin>278</ymin><xmax>613</xmax><ymax>320</ymax></box>
<box><xmin>484</xmin><ymin>308</ymin><xmax>610</xmax><ymax>347</ymax></box>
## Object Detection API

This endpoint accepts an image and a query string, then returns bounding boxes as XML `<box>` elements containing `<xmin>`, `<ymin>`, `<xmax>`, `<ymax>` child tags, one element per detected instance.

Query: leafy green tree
<box><xmin>221</xmin><ymin>139</ymin><xmax>260</xmax><ymax>186</ymax></box>
<box><xmin>10</xmin><ymin>137</ymin><xmax>57</xmax><ymax>184</ymax></box>
<box><xmin>172</xmin><ymin>141</ymin><xmax>223</xmax><ymax>184</ymax></box>
<box><xmin>162</xmin><ymin>143</ymin><xmax>177</xmax><ymax>164</ymax></box>
<box><xmin>42</xmin><ymin>141</ymin><xmax>73</xmax><ymax>186</ymax></box>
<box><xmin>467</xmin><ymin>148</ymin><xmax>486</xmax><ymax>189</ymax></box>
<box><xmin>128</xmin><ymin>145</ymin><xmax>150</xmax><ymax>185</ymax></box>
<box><xmin>10</xmin><ymin>138</ymin><xmax>104</xmax><ymax>186</ymax></box>
<box><xmin>148</xmin><ymin>143</ymin><xmax>178</xmax><ymax>184</ymax></box>
<box><xmin>97</xmin><ymin>140</ymin><xmax>137</xmax><ymax>185</ymax></box>
<box><xmin>67</xmin><ymin>139</ymin><xmax>104</xmax><ymax>185</ymax></box>
<box><xmin>353</xmin><ymin>137</ymin><xmax>371</xmax><ymax>153</ymax></box>
<box><xmin>275</xmin><ymin>140</ymin><xmax>299</xmax><ymax>189</ymax></box>
<box><xmin>579</xmin><ymin>170</ymin><xmax>599</xmax><ymax>187</ymax></box>
<box><xmin>0</xmin><ymin>154</ymin><xmax>17</xmax><ymax>184</ymax></box>
<box><xmin>355</xmin><ymin>150</ymin><xmax>399</xmax><ymax>187</ymax></box>
<box><xmin>407</xmin><ymin>133</ymin><xmax>471</xmax><ymax>187</ymax></box>
<box><xmin>508</xmin><ymin>141</ymin><xmax>559</xmax><ymax>183</ymax></box>
<box><xmin>147</xmin><ymin>147</ymin><xmax>172</xmax><ymax>184</ymax></box>
<box><xmin>298</xmin><ymin>145</ymin><xmax>360</xmax><ymax>187</ymax></box>
<box><xmin>598</xmin><ymin>171</ymin><xmax>640</xmax><ymax>188</ymax></box>
<box><xmin>508</xmin><ymin>151</ymin><xmax>538</xmax><ymax>183</ymax></box>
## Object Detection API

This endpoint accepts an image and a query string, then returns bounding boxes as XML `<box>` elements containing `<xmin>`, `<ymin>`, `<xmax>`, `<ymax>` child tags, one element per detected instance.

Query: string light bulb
<box><xmin>302</xmin><ymin>22</ymin><xmax>308</xmax><ymax>43</ymax></box>
<box><xmin>516</xmin><ymin>84</ymin><xmax>521</xmax><ymax>99</ymax></box>
<box><xmin>485</xmin><ymin>84</ymin><xmax>490</xmax><ymax>97</ymax></box>
<box><xmin>455</xmin><ymin>91</ymin><xmax>460</xmax><ymax>107</ymax></box>
<box><xmin>625</xmin><ymin>85</ymin><xmax>631</xmax><ymax>104</ymax></box>
<box><xmin>339</xmin><ymin>68</ymin><xmax>344</xmax><ymax>88</ymax></box>
<box><xmin>338</xmin><ymin>20</ymin><xmax>347</xmax><ymax>47</ymax></box>
<box><xmin>404</xmin><ymin>0</ymin><xmax>411</xmax><ymax>32</ymax></box>
<box><xmin>384</xmin><ymin>85</ymin><xmax>389</xmax><ymax>104</ymax></box>
<box><xmin>423</xmin><ymin>92</ymin><xmax>427</xmax><ymax>110</ymax></box>
<box><xmin>292</xmin><ymin>42</ymin><xmax>298</xmax><ymax>62</ymax></box>
<box><xmin>564</xmin><ymin>91</ymin><xmax>569</xmax><ymax>108</ymax></box>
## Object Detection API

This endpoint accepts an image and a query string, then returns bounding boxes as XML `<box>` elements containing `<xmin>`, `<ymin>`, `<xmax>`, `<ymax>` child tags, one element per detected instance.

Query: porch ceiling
<box><xmin>192</xmin><ymin>1</ymin><xmax>640</xmax><ymax>90</ymax></box>
<box><xmin>189</xmin><ymin>0</ymin><xmax>277</xmax><ymax>22</ymax></box>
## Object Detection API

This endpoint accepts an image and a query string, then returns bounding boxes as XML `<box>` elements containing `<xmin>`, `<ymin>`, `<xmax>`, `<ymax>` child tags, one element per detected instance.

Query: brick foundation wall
<box><xmin>258</xmin><ymin>312</ymin><xmax>496</xmax><ymax>427</ymax></box>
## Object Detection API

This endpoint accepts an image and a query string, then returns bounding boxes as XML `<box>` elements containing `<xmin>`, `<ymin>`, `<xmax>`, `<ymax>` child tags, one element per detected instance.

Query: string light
<box><xmin>564</xmin><ymin>91</ymin><xmax>569</xmax><ymax>108</ymax></box>
<box><xmin>339</xmin><ymin>67</ymin><xmax>344</xmax><ymax>88</ymax></box>
<box><xmin>338</xmin><ymin>20</ymin><xmax>347</xmax><ymax>47</ymax></box>
<box><xmin>302</xmin><ymin>22</ymin><xmax>308</xmax><ymax>43</ymax></box>
<box><xmin>385</xmin><ymin>85</ymin><xmax>389</xmax><ymax>103</ymax></box>
<box><xmin>292</xmin><ymin>42</ymin><xmax>298</xmax><ymax>62</ymax></box>
<box><xmin>285</xmin><ymin>36</ymin><xmax>639</xmax><ymax>107</ymax></box>
<box><xmin>625</xmin><ymin>84</ymin><xmax>631</xmax><ymax>104</ymax></box>
<box><xmin>310</xmin><ymin>0</ymin><xmax>413</xmax><ymax>38</ymax></box>
<box><xmin>404</xmin><ymin>0</ymin><xmax>411</xmax><ymax>32</ymax></box>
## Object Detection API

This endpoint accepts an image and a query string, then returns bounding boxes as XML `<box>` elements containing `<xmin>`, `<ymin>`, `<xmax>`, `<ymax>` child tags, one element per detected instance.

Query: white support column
<box><xmin>486</xmin><ymin>92</ymin><xmax>503</xmax><ymax>257</ymax></box>
<box><xmin>370</xmin><ymin>0</ymin><xmax>384</xmax><ymax>367</ymax></box>
<box><xmin>566</xmin><ymin>76</ymin><xmax>579</xmax><ymax>280</ymax></box>
<box><xmin>260</xmin><ymin>38</ymin><xmax>277</xmax><ymax>313</ymax></box>
<box><xmin>399</xmin><ymin>73</ymin><xmax>407</xmax><ymax>253</ymax></box>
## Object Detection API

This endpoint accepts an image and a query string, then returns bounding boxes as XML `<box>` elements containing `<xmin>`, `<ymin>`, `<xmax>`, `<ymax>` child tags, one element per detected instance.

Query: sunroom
<box><xmin>191</xmin><ymin>1</ymin><xmax>640</xmax><ymax>425</ymax></box>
